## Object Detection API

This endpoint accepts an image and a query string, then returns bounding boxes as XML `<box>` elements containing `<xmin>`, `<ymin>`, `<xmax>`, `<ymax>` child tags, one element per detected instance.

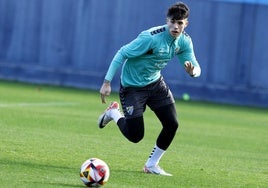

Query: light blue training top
<box><xmin>105</xmin><ymin>25</ymin><xmax>201</xmax><ymax>87</ymax></box>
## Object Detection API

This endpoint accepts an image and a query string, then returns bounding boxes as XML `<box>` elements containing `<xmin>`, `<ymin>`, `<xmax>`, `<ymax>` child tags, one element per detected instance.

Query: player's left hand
<box><xmin>184</xmin><ymin>61</ymin><xmax>195</xmax><ymax>76</ymax></box>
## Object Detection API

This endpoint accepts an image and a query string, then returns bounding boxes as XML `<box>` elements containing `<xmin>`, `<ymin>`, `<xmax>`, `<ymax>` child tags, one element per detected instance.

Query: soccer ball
<box><xmin>80</xmin><ymin>158</ymin><xmax>110</xmax><ymax>187</ymax></box>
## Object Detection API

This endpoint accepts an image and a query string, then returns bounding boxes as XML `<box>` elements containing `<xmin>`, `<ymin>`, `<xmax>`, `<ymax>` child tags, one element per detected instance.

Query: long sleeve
<box><xmin>104</xmin><ymin>32</ymin><xmax>153</xmax><ymax>82</ymax></box>
<box><xmin>177</xmin><ymin>34</ymin><xmax>201</xmax><ymax>77</ymax></box>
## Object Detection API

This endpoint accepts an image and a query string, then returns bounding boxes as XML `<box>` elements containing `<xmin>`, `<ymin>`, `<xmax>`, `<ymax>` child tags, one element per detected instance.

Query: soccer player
<box><xmin>98</xmin><ymin>2</ymin><xmax>201</xmax><ymax>176</ymax></box>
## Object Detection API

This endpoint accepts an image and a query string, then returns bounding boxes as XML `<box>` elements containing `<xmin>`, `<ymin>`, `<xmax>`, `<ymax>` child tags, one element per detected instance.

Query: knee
<box><xmin>128</xmin><ymin>133</ymin><xmax>144</xmax><ymax>143</ymax></box>
<box><xmin>173</xmin><ymin>120</ymin><xmax>179</xmax><ymax>130</ymax></box>
<box><xmin>166</xmin><ymin>119</ymin><xmax>179</xmax><ymax>132</ymax></box>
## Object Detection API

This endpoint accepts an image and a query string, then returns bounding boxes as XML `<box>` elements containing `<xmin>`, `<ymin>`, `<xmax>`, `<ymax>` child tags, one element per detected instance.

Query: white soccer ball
<box><xmin>80</xmin><ymin>158</ymin><xmax>110</xmax><ymax>187</ymax></box>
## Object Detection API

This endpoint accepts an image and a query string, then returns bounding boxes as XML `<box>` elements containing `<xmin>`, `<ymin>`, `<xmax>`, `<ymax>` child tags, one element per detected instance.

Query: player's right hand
<box><xmin>99</xmin><ymin>82</ymin><xmax>111</xmax><ymax>103</ymax></box>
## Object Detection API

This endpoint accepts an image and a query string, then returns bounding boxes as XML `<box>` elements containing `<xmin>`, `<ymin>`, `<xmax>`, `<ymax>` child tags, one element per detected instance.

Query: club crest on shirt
<box><xmin>126</xmin><ymin>106</ymin><xmax>134</xmax><ymax>115</ymax></box>
<box><xmin>175</xmin><ymin>47</ymin><xmax>180</xmax><ymax>55</ymax></box>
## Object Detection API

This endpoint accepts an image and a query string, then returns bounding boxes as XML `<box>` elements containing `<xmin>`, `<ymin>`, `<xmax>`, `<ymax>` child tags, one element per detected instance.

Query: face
<box><xmin>166</xmin><ymin>18</ymin><xmax>188</xmax><ymax>38</ymax></box>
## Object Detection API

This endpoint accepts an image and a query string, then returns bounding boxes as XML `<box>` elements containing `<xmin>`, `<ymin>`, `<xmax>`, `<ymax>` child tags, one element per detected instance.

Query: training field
<box><xmin>0</xmin><ymin>80</ymin><xmax>267</xmax><ymax>188</ymax></box>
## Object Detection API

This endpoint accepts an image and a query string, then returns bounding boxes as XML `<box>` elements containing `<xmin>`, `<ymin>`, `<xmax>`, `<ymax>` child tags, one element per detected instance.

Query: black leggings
<box><xmin>117</xmin><ymin>103</ymin><xmax>179</xmax><ymax>150</ymax></box>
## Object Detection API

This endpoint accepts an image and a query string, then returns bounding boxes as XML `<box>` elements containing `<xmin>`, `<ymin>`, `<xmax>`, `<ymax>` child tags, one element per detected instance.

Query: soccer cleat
<box><xmin>98</xmin><ymin>101</ymin><xmax>120</xmax><ymax>129</ymax></box>
<box><xmin>143</xmin><ymin>165</ymin><xmax>173</xmax><ymax>176</ymax></box>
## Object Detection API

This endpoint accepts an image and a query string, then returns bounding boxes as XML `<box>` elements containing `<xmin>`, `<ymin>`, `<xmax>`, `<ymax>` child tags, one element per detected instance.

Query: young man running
<box><xmin>98</xmin><ymin>2</ymin><xmax>201</xmax><ymax>176</ymax></box>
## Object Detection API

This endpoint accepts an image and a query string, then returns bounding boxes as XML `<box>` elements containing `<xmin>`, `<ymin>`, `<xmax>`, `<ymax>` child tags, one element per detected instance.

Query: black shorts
<box><xmin>119</xmin><ymin>76</ymin><xmax>175</xmax><ymax>119</ymax></box>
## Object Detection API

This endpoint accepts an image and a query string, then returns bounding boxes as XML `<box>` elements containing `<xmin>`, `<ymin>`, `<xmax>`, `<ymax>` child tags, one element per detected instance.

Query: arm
<box><xmin>105</xmin><ymin>32</ymin><xmax>153</xmax><ymax>81</ymax></box>
<box><xmin>178</xmin><ymin>35</ymin><xmax>201</xmax><ymax>77</ymax></box>
<box><xmin>100</xmin><ymin>32</ymin><xmax>153</xmax><ymax>103</ymax></box>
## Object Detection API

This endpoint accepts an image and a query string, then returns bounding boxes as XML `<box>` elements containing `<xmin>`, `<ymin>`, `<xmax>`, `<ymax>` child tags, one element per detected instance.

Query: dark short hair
<box><xmin>167</xmin><ymin>2</ymin><xmax>189</xmax><ymax>20</ymax></box>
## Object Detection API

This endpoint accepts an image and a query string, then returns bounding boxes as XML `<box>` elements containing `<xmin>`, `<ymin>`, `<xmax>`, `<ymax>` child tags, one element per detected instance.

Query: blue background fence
<box><xmin>0</xmin><ymin>0</ymin><xmax>267</xmax><ymax>107</ymax></box>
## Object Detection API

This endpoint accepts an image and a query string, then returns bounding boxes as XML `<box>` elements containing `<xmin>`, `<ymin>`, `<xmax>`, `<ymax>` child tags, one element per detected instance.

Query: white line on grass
<box><xmin>0</xmin><ymin>102</ymin><xmax>78</xmax><ymax>108</ymax></box>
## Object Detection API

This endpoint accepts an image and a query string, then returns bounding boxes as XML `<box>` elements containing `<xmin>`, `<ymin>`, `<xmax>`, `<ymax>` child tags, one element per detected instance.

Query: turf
<box><xmin>0</xmin><ymin>80</ymin><xmax>267</xmax><ymax>188</ymax></box>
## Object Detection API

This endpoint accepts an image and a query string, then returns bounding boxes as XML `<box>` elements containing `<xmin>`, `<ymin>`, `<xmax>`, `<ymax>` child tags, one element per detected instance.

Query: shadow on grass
<box><xmin>1</xmin><ymin>158</ymin><xmax>83</xmax><ymax>187</ymax></box>
<box><xmin>30</xmin><ymin>181</ymin><xmax>83</xmax><ymax>188</ymax></box>
<box><xmin>1</xmin><ymin>157</ymin><xmax>75</xmax><ymax>170</ymax></box>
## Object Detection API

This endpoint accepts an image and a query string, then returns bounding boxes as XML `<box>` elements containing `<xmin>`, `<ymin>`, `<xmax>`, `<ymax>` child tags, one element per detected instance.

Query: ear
<box><xmin>166</xmin><ymin>18</ymin><xmax>169</xmax><ymax>24</ymax></box>
<box><xmin>185</xmin><ymin>20</ymin><xmax>189</xmax><ymax>27</ymax></box>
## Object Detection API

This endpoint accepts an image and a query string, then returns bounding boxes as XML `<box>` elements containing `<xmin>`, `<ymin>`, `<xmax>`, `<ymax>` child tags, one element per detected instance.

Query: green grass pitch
<box><xmin>0</xmin><ymin>80</ymin><xmax>267</xmax><ymax>188</ymax></box>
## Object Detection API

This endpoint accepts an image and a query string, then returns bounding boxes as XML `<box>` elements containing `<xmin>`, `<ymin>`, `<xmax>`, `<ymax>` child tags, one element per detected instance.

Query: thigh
<box><xmin>147</xmin><ymin>77</ymin><xmax>175</xmax><ymax>111</ymax></box>
<box><xmin>119</xmin><ymin>85</ymin><xmax>148</xmax><ymax>119</ymax></box>
<box><xmin>154</xmin><ymin>103</ymin><xmax>178</xmax><ymax>126</ymax></box>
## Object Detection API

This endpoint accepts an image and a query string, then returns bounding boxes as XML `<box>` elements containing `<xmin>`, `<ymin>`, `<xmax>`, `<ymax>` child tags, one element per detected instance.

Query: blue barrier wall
<box><xmin>0</xmin><ymin>0</ymin><xmax>267</xmax><ymax>107</ymax></box>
